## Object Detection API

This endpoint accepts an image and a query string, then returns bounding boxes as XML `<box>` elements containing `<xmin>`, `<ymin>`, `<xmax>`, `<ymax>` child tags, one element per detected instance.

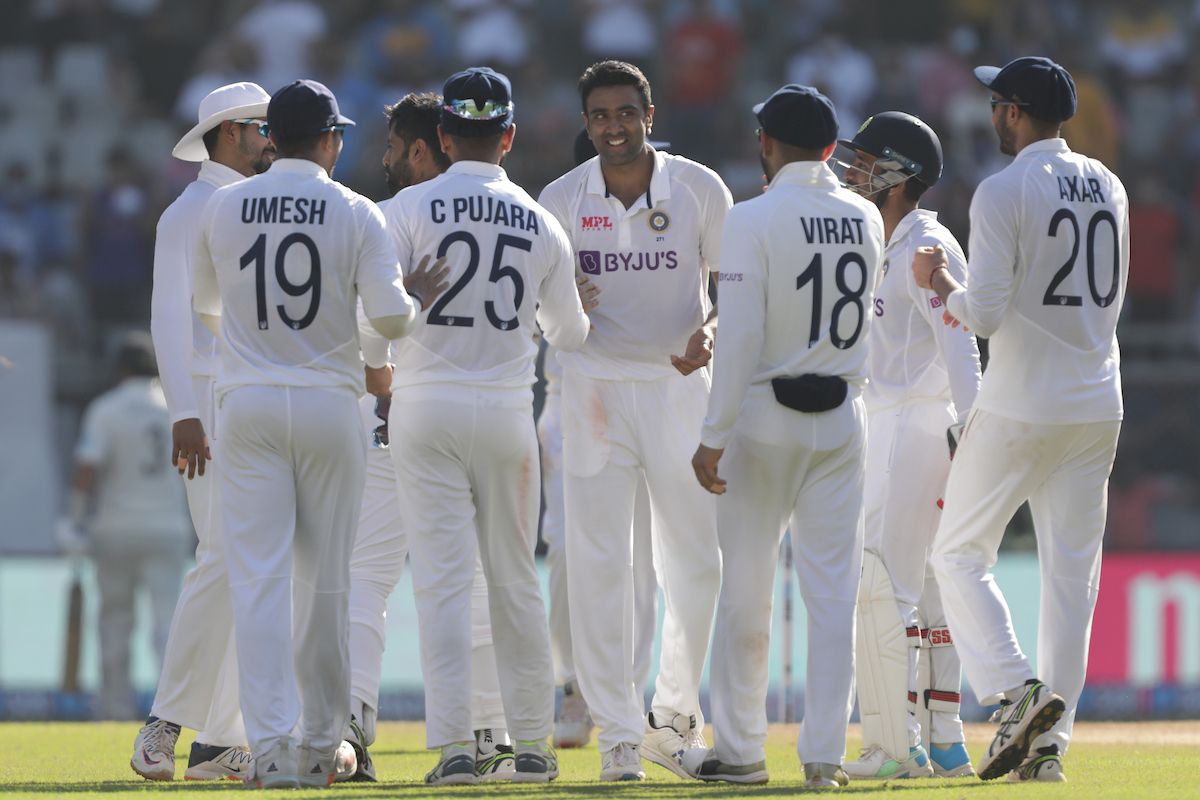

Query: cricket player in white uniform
<box><xmin>344</xmin><ymin>91</ymin><xmax>513</xmax><ymax>782</ymax></box>
<box><xmin>538</xmin><ymin>61</ymin><xmax>730</xmax><ymax>782</ymax></box>
<box><xmin>362</xmin><ymin>67</ymin><xmax>589</xmax><ymax>786</ymax></box>
<box><xmin>133</xmin><ymin>82</ymin><xmax>274</xmax><ymax>783</ymax></box>
<box><xmin>913</xmin><ymin>57</ymin><xmax>1128</xmax><ymax>782</ymax></box>
<box><xmin>67</xmin><ymin>334</ymin><xmax>189</xmax><ymax>721</ymax></box>
<box><xmin>542</xmin><ymin>130</ymin><xmax>660</xmax><ymax>750</ymax></box>
<box><xmin>838</xmin><ymin>112</ymin><xmax>981</xmax><ymax>780</ymax></box>
<box><xmin>688</xmin><ymin>84</ymin><xmax>884</xmax><ymax>788</ymax></box>
<box><xmin>190</xmin><ymin>79</ymin><xmax>443</xmax><ymax>789</ymax></box>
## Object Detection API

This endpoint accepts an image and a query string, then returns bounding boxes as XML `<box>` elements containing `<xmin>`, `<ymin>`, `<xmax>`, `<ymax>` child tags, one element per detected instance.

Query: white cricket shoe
<box><xmin>512</xmin><ymin>739</ymin><xmax>558</xmax><ymax>783</ymax></box>
<box><xmin>553</xmin><ymin>680</ymin><xmax>593</xmax><ymax>748</ymax></box>
<box><xmin>804</xmin><ymin>761</ymin><xmax>850</xmax><ymax>788</ymax></box>
<box><xmin>425</xmin><ymin>742</ymin><xmax>479</xmax><ymax>785</ymax></box>
<box><xmin>843</xmin><ymin>744</ymin><xmax>934</xmax><ymax>779</ymax></box>
<box><xmin>600</xmin><ymin>742</ymin><xmax>645</xmax><ymax>781</ymax></box>
<box><xmin>183</xmin><ymin>742</ymin><xmax>253</xmax><ymax>781</ymax></box>
<box><xmin>641</xmin><ymin>711</ymin><xmax>697</xmax><ymax>779</ymax></box>
<box><xmin>1007</xmin><ymin>745</ymin><xmax>1067</xmax><ymax>782</ymax></box>
<box><xmin>249</xmin><ymin>741</ymin><xmax>299</xmax><ymax>789</ymax></box>
<box><xmin>978</xmin><ymin>680</ymin><xmax>1065</xmax><ymax>780</ymax></box>
<box><xmin>475</xmin><ymin>729</ymin><xmax>515</xmax><ymax>782</ymax></box>
<box><xmin>130</xmin><ymin>716</ymin><xmax>181</xmax><ymax>781</ymax></box>
<box><xmin>682</xmin><ymin>747</ymin><xmax>769</xmax><ymax>784</ymax></box>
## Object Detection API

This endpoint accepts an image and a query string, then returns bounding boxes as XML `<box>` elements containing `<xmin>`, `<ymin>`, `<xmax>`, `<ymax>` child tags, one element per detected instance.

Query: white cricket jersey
<box><xmin>372</xmin><ymin>160</ymin><xmax>588</xmax><ymax>397</ymax></box>
<box><xmin>193</xmin><ymin>158</ymin><xmax>416</xmax><ymax>395</ymax></box>
<box><xmin>864</xmin><ymin>209</ymin><xmax>981</xmax><ymax>421</ymax></box>
<box><xmin>538</xmin><ymin>149</ymin><xmax>733</xmax><ymax>380</ymax></box>
<box><xmin>75</xmin><ymin>378</ymin><xmax>190</xmax><ymax>539</ymax></box>
<box><xmin>150</xmin><ymin>160</ymin><xmax>244</xmax><ymax>424</ymax></box>
<box><xmin>946</xmin><ymin>138</ymin><xmax>1129</xmax><ymax>424</ymax></box>
<box><xmin>701</xmin><ymin>160</ymin><xmax>885</xmax><ymax>449</ymax></box>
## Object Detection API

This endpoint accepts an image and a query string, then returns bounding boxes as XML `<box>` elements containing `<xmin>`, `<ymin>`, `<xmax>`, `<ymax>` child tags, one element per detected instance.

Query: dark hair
<box><xmin>446</xmin><ymin>130</ymin><xmax>506</xmax><ymax>162</ymax></box>
<box><xmin>115</xmin><ymin>331</ymin><xmax>158</xmax><ymax>378</ymax></box>
<box><xmin>202</xmin><ymin>124</ymin><xmax>221</xmax><ymax>158</ymax></box>
<box><xmin>386</xmin><ymin>92</ymin><xmax>451</xmax><ymax>171</ymax></box>
<box><xmin>903</xmin><ymin>177</ymin><xmax>930</xmax><ymax>202</ymax></box>
<box><xmin>578</xmin><ymin>60</ymin><xmax>652</xmax><ymax>114</ymax></box>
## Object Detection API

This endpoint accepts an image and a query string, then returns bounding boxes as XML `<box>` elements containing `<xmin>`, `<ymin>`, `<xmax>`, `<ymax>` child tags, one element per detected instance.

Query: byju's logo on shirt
<box><xmin>581</xmin><ymin>215</ymin><xmax>613</xmax><ymax>231</ymax></box>
<box><xmin>579</xmin><ymin>250</ymin><xmax>679</xmax><ymax>275</ymax></box>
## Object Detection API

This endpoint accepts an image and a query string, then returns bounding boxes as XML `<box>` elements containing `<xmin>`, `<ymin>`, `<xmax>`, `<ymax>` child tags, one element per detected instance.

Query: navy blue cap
<box><xmin>267</xmin><ymin>79</ymin><xmax>355</xmax><ymax>140</ymax></box>
<box><xmin>441</xmin><ymin>67</ymin><xmax>514</xmax><ymax>138</ymax></box>
<box><xmin>975</xmin><ymin>56</ymin><xmax>1076</xmax><ymax>123</ymax></box>
<box><xmin>753</xmin><ymin>84</ymin><xmax>839</xmax><ymax>150</ymax></box>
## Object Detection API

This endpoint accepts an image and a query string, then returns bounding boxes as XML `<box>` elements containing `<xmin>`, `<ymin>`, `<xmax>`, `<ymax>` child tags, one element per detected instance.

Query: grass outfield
<box><xmin>0</xmin><ymin>721</ymin><xmax>1196</xmax><ymax>798</ymax></box>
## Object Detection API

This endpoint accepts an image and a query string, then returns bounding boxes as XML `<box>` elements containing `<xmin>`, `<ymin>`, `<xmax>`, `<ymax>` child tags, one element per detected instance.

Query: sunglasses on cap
<box><xmin>444</xmin><ymin>98</ymin><xmax>512</xmax><ymax>120</ymax></box>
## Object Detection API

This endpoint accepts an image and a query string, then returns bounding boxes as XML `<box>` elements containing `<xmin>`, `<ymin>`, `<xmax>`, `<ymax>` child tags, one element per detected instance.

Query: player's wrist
<box><xmin>409</xmin><ymin>289</ymin><xmax>425</xmax><ymax>310</ymax></box>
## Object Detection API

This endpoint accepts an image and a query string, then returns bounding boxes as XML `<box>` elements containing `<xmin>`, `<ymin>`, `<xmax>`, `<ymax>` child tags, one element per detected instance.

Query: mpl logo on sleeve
<box><xmin>581</xmin><ymin>215</ymin><xmax>612</xmax><ymax>231</ymax></box>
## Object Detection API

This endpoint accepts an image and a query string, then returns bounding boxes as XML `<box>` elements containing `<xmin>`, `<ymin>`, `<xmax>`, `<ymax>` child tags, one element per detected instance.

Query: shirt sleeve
<box><xmin>947</xmin><ymin>176</ymin><xmax>1018</xmax><ymax>338</ymax></box>
<box><xmin>357</xmin><ymin>200</ymin><xmax>417</xmax><ymax>328</ymax></box>
<box><xmin>701</xmin><ymin>206</ymin><xmax>765</xmax><ymax>449</ymax></box>
<box><xmin>909</xmin><ymin>234</ymin><xmax>982</xmax><ymax>421</ymax></box>
<box><xmin>698</xmin><ymin>171</ymin><xmax>734</xmax><ymax>274</ymax></box>
<box><xmin>357</xmin><ymin>297</ymin><xmax>391</xmax><ymax>368</ymax></box>
<box><xmin>191</xmin><ymin>194</ymin><xmax>222</xmax><ymax>317</ymax></box>
<box><xmin>150</xmin><ymin>204</ymin><xmax>200</xmax><ymax>424</ymax></box>
<box><xmin>536</xmin><ymin>181</ymin><xmax>572</xmax><ymax>236</ymax></box>
<box><xmin>74</xmin><ymin>400</ymin><xmax>108</xmax><ymax>466</ymax></box>
<box><xmin>535</xmin><ymin>214</ymin><xmax>589</xmax><ymax>352</ymax></box>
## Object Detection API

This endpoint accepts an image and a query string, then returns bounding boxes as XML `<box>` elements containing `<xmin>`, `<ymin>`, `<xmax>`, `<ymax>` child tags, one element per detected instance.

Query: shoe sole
<box><xmin>480</xmin><ymin>771</ymin><xmax>516</xmax><ymax>782</ymax></box>
<box><xmin>978</xmin><ymin>697</ymin><xmax>1066</xmax><ymax>781</ymax></box>
<box><xmin>426</xmin><ymin>774</ymin><xmax>479</xmax><ymax>786</ymax></box>
<box><xmin>553</xmin><ymin>737</ymin><xmax>589</xmax><ymax>749</ymax></box>
<box><xmin>183</xmin><ymin>772</ymin><xmax>243</xmax><ymax>781</ymax></box>
<box><xmin>642</xmin><ymin>748</ymin><xmax>691</xmax><ymax>779</ymax></box>
<box><xmin>696</xmin><ymin>770</ymin><xmax>768</xmax><ymax>785</ymax></box>
<box><xmin>130</xmin><ymin>760</ymin><xmax>174</xmax><ymax>782</ymax></box>
<box><xmin>933</xmin><ymin>763</ymin><xmax>977</xmax><ymax>778</ymax></box>
<box><xmin>600</xmin><ymin>771</ymin><xmax>645</xmax><ymax>781</ymax></box>
<box><xmin>511</xmin><ymin>770</ymin><xmax>558</xmax><ymax>783</ymax></box>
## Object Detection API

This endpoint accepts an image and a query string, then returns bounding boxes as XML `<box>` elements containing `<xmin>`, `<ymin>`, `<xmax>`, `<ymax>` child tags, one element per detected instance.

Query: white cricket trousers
<box><xmin>219</xmin><ymin>385</ymin><xmax>364</xmax><ymax>757</ymax></box>
<box><xmin>349</xmin><ymin>397</ymin><xmax>506</xmax><ymax>741</ymax></box>
<box><xmin>150</xmin><ymin>374</ymin><xmax>245</xmax><ymax>746</ymax></box>
<box><xmin>561</xmin><ymin>368</ymin><xmax>721</xmax><ymax>751</ymax></box>
<box><xmin>709</xmin><ymin>392</ymin><xmax>865</xmax><ymax>766</ymax></box>
<box><xmin>389</xmin><ymin>386</ymin><xmax>554</xmax><ymax>748</ymax></box>
<box><xmin>538</xmin><ymin>388</ymin><xmax>658</xmax><ymax>694</ymax></box>
<box><xmin>931</xmin><ymin>409</ymin><xmax>1120</xmax><ymax>754</ymax></box>
<box><xmin>863</xmin><ymin>401</ymin><xmax>964</xmax><ymax>746</ymax></box>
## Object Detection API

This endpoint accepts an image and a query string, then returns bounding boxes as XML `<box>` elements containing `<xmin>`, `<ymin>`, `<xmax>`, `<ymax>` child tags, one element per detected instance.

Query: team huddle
<box><xmin>124</xmin><ymin>54</ymin><xmax>1128</xmax><ymax>789</ymax></box>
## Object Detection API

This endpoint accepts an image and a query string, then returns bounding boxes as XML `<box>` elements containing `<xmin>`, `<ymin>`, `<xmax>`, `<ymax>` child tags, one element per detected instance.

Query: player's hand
<box><xmin>365</xmin><ymin>363</ymin><xmax>393</xmax><ymax>398</ymax></box>
<box><xmin>912</xmin><ymin>245</ymin><xmax>948</xmax><ymax>289</ymax></box>
<box><xmin>576</xmin><ymin>274</ymin><xmax>601</xmax><ymax>312</ymax></box>
<box><xmin>405</xmin><ymin>254</ymin><xmax>451</xmax><ymax>311</ymax></box>
<box><xmin>172</xmin><ymin>418</ymin><xmax>211</xmax><ymax>480</ymax></box>
<box><xmin>671</xmin><ymin>326</ymin><xmax>714</xmax><ymax>376</ymax></box>
<box><xmin>692</xmin><ymin>444</ymin><xmax>727</xmax><ymax>495</ymax></box>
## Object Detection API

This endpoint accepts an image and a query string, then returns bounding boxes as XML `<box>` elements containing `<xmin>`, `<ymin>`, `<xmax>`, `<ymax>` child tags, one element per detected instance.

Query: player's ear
<box><xmin>501</xmin><ymin>123</ymin><xmax>516</xmax><ymax>153</ymax></box>
<box><xmin>408</xmin><ymin>137</ymin><xmax>426</xmax><ymax>164</ymax></box>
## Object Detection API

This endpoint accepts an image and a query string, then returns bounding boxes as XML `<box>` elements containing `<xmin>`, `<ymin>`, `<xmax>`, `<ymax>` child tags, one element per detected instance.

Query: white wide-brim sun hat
<box><xmin>173</xmin><ymin>81</ymin><xmax>272</xmax><ymax>162</ymax></box>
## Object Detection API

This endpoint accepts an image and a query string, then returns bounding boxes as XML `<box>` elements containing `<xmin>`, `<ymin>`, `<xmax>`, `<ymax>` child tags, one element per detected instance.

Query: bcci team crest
<box><xmin>648</xmin><ymin>210</ymin><xmax>670</xmax><ymax>233</ymax></box>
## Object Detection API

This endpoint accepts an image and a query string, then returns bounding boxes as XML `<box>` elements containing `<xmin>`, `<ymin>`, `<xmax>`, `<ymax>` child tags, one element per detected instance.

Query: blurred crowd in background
<box><xmin>1</xmin><ymin>0</ymin><xmax>1198</xmax><ymax>551</ymax></box>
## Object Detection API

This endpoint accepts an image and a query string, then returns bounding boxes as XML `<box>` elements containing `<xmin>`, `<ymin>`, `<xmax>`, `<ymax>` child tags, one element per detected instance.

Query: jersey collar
<box><xmin>888</xmin><ymin>208</ymin><xmax>938</xmax><ymax>248</ymax></box>
<box><xmin>1014</xmin><ymin>137</ymin><xmax>1069</xmax><ymax>162</ymax></box>
<box><xmin>767</xmin><ymin>160</ymin><xmax>840</xmax><ymax>190</ymax></box>
<box><xmin>447</xmin><ymin>160</ymin><xmax>509</xmax><ymax>180</ymax></box>
<box><xmin>198</xmin><ymin>159</ymin><xmax>247</xmax><ymax>188</ymax></box>
<box><xmin>585</xmin><ymin>147</ymin><xmax>672</xmax><ymax>208</ymax></box>
<box><xmin>267</xmin><ymin>158</ymin><xmax>331</xmax><ymax>178</ymax></box>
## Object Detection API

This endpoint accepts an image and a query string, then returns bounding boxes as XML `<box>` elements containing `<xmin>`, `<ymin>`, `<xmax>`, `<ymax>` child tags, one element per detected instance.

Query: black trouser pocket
<box><xmin>770</xmin><ymin>374</ymin><xmax>847</xmax><ymax>413</ymax></box>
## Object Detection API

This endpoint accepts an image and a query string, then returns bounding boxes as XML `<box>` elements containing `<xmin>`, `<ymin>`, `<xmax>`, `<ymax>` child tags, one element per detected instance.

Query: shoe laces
<box><xmin>143</xmin><ymin>719</ymin><xmax>180</xmax><ymax>754</ymax></box>
<box><xmin>605</xmin><ymin>742</ymin><xmax>637</xmax><ymax>767</ymax></box>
